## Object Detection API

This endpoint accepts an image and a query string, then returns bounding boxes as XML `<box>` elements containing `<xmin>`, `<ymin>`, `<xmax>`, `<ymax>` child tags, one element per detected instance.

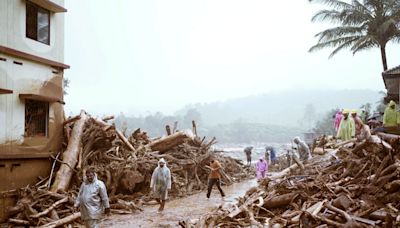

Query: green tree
<box><xmin>309</xmin><ymin>0</ymin><xmax>400</xmax><ymax>70</ymax></box>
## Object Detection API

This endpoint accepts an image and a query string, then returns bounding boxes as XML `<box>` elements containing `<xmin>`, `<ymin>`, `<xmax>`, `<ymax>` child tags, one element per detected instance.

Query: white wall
<box><xmin>0</xmin><ymin>53</ymin><xmax>63</xmax><ymax>144</ymax></box>
<box><xmin>0</xmin><ymin>0</ymin><xmax>65</xmax><ymax>62</ymax></box>
<box><xmin>0</xmin><ymin>0</ymin><xmax>66</xmax><ymax>146</ymax></box>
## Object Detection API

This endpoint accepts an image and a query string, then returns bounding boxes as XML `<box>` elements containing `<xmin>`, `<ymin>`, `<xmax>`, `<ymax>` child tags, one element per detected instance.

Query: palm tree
<box><xmin>309</xmin><ymin>0</ymin><xmax>400</xmax><ymax>71</ymax></box>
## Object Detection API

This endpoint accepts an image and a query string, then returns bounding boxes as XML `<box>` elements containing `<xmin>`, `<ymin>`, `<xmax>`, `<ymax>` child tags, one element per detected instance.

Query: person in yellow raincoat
<box><xmin>383</xmin><ymin>100</ymin><xmax>399</xmax><ymax>127</ymax></box>
<box><xmin>336</xmin><ymin>109</ymin><xmax>355</xmax><ymax>140</ymax></box>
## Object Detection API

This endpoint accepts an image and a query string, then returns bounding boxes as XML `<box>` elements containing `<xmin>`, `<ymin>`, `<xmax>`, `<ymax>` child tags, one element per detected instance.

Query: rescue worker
<box><xmin>286</xmin><ymin>150</ymin><xmax>292</xmax><ymax>167</ymax></box>
<box><xmin>383</xmin><ymin>100</ymin><xmax>400</xmax><ymax>133</ymax></box>
<box><xmin>244</xmin><ymin>146</ymin><xmax>253</xmax><ymax>166</ymax></box>
<box><xmin>150</xmin><ymin>158</ymin><xmax>172</xmax><ymax>212</ymax></box>
<box><xmin>293</xmin><ymin>137</ymin><xmax>312</xmax><ymax>161</ymax></box>
<box><xmin>354</xmin><ymin>117</ymin><xmax>371</xmax><ymax>142</ymax></box>
<box><xmin>206</xmin><ymin>159</ymin><xmax>226</xmax><ymax>199</ymax></box>
<box><xmin>266</xmin><ymin>146</ymin><xmax>277</xmax><ymax>165</ymax></box>
<box><xmin>74</xmin><ymin>167</ymin><xmax>110</xmax><ymax>228</ymax></box>
<box><xmin>336</xmin><ymin>109</ymin><xmax>355</xmax><ymax>141</ymax></box>
<box><xmin>255</xmin><ymin>157</ymin><xmax>268</xmax><ymax>181</ymax></box>
<box><xmin>334</xmin><ymin>110</ymin><xmax>343</xmax><ymax>133</ymax></box>
<box><xmin>351</xmin><ymin>109</ymin><xmax>358</xmax><ymax>119</ymax></box>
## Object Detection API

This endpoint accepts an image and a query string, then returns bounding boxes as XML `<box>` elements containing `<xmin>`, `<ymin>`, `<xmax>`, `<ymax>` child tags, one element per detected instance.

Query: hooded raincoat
<box><xmin>294</xmin><ymin>137</ymin><xmax>312</xmax><ymax>161</ymax></box>
<box><xmin>74</xmin><ymin>174</ymin><xmax>110</xmax><ymax>221</ymax></box>
<box><xmin>334</xmin><ymin>111</ymin><xmax>343</xmax><ymax>132</ymax></box>
<box><xmin>336</xmin><ymin>111</ymin><xmax>355</xmax><ymax>141</ymax></box>
<box><xmin>383</xmin><ymin>100</ymin><xmax>399</xmax><ymax>128</ymax></box>
<box><xmin>256</xmin><ymin>158</ymin><xmax>268</xmax><ymax>180</ymax></box>
<box><xmin>150</xmin><ymin>158</ymin><xmax>172</xmax><ymax>200</ymax></box>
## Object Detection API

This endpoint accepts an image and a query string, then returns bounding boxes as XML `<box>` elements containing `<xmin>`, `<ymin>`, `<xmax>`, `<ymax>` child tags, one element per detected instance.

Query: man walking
<box><xmin>266</xmin><ymin>146</ymin><xmax>277</xmax><ymax>165</ymax></box>
<box><xmin>74</xmin><ymin>167</ymin><xmax>110</xmax><ymax>228</ymax></box>
<box><xmin>244</xmin><ymin>146</ymin><xmax>253</xmax><ymax>166</ymax></box>
<box><xmin>206</xmin><ymin>159</ymin><xmax>226</xmax><ymax>199</ymax></box>
<box><xmin>255</xmin><ymin>157</ymin><xmax>268</xmax><ymax>181</ymax></box>
<box><xmin>150</xmin><ymin>158</ymin><xmax>172</xmax><ymax>212</ymax></box>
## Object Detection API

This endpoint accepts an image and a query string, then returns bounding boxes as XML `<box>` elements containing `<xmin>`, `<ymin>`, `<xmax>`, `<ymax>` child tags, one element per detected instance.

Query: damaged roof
<box><xmin>382</xmin><ymin>65</ymin><xmax>400</xmax><ymax>76</ymax></box>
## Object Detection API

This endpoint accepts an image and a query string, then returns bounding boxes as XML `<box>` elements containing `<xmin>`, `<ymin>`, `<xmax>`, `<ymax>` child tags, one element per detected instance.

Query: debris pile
<box><xmin>5</xmin><ymin>111</ymin><xmax>251</xmax><ymax>227</ymax></box>
<box><xmin>181</xmin><ymin>134</ymin><xmax>400</xmax><ymax>227</ymax></box>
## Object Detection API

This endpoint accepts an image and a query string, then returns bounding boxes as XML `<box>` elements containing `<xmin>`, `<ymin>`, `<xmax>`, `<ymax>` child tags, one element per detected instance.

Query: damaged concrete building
<box><xmin>0</xmin><ymin>0</ymin><xmax>68</xmax><ymax>220</ymax></box>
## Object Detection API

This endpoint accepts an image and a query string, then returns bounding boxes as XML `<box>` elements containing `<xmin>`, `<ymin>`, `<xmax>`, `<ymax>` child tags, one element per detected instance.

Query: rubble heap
<box><xmin>181</xmin><ymin>134</ymin><xmax>400</xmax><ymax>227</ymax></box>
<box><xmin>5</xmin><ymin>111</ymin><xmax>251</xmax><ymax>227</ymax></box>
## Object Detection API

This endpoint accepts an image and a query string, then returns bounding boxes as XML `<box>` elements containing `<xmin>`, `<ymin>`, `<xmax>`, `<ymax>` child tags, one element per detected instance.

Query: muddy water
<box><xmin>101</xmin><ymin>178</ymin><xmax>258</xmax><ymax>228</ymax></box>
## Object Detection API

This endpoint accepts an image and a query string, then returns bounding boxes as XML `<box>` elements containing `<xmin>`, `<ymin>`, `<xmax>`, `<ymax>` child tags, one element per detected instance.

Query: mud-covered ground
<box><xmin>101</xmin><ymin>178</ymin><xmax>257</xmax><ymax>228</ymax></box>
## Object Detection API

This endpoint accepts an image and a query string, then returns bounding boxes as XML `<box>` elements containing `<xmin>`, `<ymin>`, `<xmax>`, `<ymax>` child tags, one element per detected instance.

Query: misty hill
<box><xmin>115</xmin><ymin>89</ymin><xmax>382</xmax><ymax>143</ymax></box>
<box><xmin>176</xmin><ymin>89</ymin><xmax>382</xmax><ymax>127</ymax></box>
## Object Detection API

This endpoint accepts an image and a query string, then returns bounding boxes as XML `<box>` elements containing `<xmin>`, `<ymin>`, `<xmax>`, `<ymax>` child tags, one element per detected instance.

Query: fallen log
<box><xmin>30</xmin><ymin>197</ymin><xmax>68</xmax><ymax>218</ymax></box>
<box><xmin>102</xmin><ymin>115</ymin><xmax>114</xmax><ymax>122</ymax></box>
<box><xmin>292</xmin><ymin>156</ymin><xmax>305</xmax><ymax>170</ymax></box>
<box><xmin>333</xmin><ymin>138</ymin><xmax>357</xmax><ymax>148</ymax></box>
<box><xmin>292</xmin><ymin>200</ymin><xmax>327</xmax><ymax>223</ymax></box>
<box><xmin>377</xmin><ymin>132</ymin><xmax>400</xmax><ymax>141</ymax></box>
<box><xmin>38</xmin><ymin>212</ymin><xmax>80</xmax><ymax>228</ymax></box>
<box><xmin>269</xmin><ymin>163</ymin><xmax>299</xmax><ymax>180</ymax></box>
<box><xmin>8</xmin><ymin>218</ymin><xmax>30</xmax><ymax>226</ymax></box>
<box><xmin>146</xmin><ymin>131</ymin><xmax>191</xmax><ymax>153</ymax></box>
<box><xmin>51</xmin><ymin>110</ymin><xmax>88</xmax><ymax>193</ymax></box>
<box><xmin>62</xmin><ymin>115</ymin><xmax>80</xmax><ymax>126</ymax></box>
<box><xmin>264</xmin><ymin>192</ymin><xmax>299</xmax><ymax>209</ymax></box>
<box><xmin>115</xmin><ymin>128</ymin><xmax>136</xmax><ymax>154</ymax></box>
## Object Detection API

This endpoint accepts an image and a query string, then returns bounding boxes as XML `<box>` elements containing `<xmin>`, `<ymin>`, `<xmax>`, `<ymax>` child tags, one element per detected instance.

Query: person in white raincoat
<box><xmin>74</xmin><ymin>168</ymin><xmax>110</xmax><ymax>228</ymax></box>
<box><xmin>293</xmin><ymin>137</ymin><xmax>312</xmax><ymax>161</ymax></box>
<box><xmin>150</xmin><ymin>158</ymin><xmax>172</xmax><ymax>212</ymax></box>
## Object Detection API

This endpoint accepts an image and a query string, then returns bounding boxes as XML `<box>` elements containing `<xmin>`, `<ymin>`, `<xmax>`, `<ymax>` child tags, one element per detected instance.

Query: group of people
<box><xmin>334</xmin><ymin>109</ymin><xmax>371</xmax><ymax>141</ymax></box>
<box><xmin>73</xmin><ymin>157</ymin><xmax>227</xmax><ymax>227</ymax></box>
<box><xmin>335</xmin><ymin>100</ymin><xmax>400</xmax><ymax>142</ymax></box>
<box><xmin>246</xmin><ymin>138</ymin><xmax>312</xmax><ymax>182</ymax></box>
<box><xmin>244</xmin><ymin>146</ymin><xmax>275</xmax><ymax>182</ymax></box>
<box><xmin>244</xmin><ymin>146</ymin><xmax>277</xmax><ymax>166</ymax></box>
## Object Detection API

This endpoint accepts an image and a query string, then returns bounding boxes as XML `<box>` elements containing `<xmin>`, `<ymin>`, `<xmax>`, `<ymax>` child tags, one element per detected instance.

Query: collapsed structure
<box><xmin>181</xmin><ymin>135</ymin><xmax>400</xmax><ymax>227</ymax></box>
<box><xmin>4</xmin><ymin>112</ymin><xmax>251</xmax><ymax>227</ymax></box>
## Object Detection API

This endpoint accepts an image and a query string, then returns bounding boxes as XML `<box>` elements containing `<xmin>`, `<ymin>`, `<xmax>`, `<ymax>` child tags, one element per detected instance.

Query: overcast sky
<box><xmin>63</xmin><ymin>0</ymin><xmax>400</xmax><ymax>116</ymax></box>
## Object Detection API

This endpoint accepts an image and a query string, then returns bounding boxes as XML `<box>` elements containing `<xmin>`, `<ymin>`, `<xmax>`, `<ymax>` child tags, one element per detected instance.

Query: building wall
<box><xmin>0</xmin><ymin>0</ymin><xmax>67</xmax><ymax>221</ymax></box>
<box><xmin>0</xmin><ymin>0</ymin><xmax>65</xmax><ymax>62</ymax></box>
<box><xmin>0</xmin><ymin>0</ymin><xmax>66</xmax><ymax>198</ymax></box>
<box><xmin>0</xmin><ymin>53</ymin><xmax>64</xmax><ymax>154</ymax></box>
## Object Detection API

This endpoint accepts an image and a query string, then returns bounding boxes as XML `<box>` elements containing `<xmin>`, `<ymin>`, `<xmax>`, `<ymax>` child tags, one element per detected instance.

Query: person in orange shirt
<box><xmin>206</xmin><ymin>159</ymin><xmax>226</xmax><ymax>199</ymax></box>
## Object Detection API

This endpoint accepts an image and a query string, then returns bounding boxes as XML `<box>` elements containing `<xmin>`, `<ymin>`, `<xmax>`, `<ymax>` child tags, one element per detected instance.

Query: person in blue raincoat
<box><xmin>265</xmin><ymin>146</ymin><xmax>277</xmax><ymax>165</ymax></box>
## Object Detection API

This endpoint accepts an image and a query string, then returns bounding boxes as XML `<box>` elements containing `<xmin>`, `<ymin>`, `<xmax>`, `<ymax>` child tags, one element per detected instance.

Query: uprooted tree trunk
<box><xmin>146</xmin><ymin>131</ymin><xmax>191</xmax><ymax>153</ymax></box>
<box><xmin>51</xmin><ymin>110</ymin><xmax>88</xmax><ymax>193</ymax></box>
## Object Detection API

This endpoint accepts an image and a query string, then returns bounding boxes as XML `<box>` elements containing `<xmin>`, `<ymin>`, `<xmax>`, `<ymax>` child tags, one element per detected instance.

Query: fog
<box><xmin>64</xmin><ymin>0</ymin><xmax>397</xmax><ymax>130</ymax></box>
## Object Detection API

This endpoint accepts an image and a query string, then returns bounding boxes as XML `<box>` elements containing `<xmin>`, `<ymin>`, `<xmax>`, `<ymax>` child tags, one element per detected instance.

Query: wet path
<box><xmin>101</xmin><ymin>178</ymin><xmax>257</xmax><ymax>228</ymax></box>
